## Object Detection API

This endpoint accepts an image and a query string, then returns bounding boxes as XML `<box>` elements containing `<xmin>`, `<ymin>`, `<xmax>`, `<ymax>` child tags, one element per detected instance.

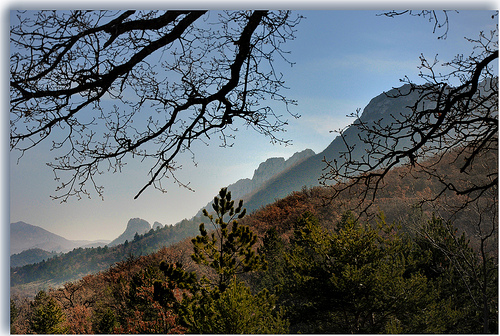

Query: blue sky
<box><xmin>9</xmin><ymin>9</ymin><xmax>498</xmax><ymax>241</ymax></box>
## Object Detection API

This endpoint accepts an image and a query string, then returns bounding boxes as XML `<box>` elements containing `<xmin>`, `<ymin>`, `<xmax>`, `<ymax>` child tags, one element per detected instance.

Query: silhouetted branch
<box><xmin>10</xmin><ymin>10</ymin><xmax>302</xmax><ymax>200</ymax></box>
<box><xmin>321</xmin><ymin>21</ymin><xmax>498</xmax><ymax>218</ymax></box>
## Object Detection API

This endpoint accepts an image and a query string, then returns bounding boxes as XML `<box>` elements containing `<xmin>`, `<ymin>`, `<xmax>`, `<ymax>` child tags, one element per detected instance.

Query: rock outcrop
<box><xmin>108</xmin><ymin>218</ymin><xmax>151</xmax><ymax>247</ymax></box>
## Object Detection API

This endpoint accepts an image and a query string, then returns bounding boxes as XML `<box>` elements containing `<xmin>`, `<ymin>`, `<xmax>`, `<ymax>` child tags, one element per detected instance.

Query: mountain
<box><xmin>10</xmin><ymin>216</ymin><xmax>201</xmax><ymax>291</ymax></box>
<box><xmin>108</xmin><ymin>218</ymin><xmax>152</xmax><ymax>247</ymax></box>
<box><xmin>10</xmin><ymin>221</ymin><xmax>111</xmax><ymax>256</ymax></box>
<box><xmin>251</xmin><ymin>149</ymin><xmax>315</xmax><ymax>191</ymax></box>
<box><xmin>197</xmin><ymin>148</ymin><xmax>315</xmax><ymax>216</ymax></box>
<box><xmin>153</xmin><ymin>221</ymin><xmax>164</xmax><ymax>230</ymax></box>
<box><xmin>11</xmin><ymin>221</ymin><xmax>94</xmax><ymax>255</ymax></box>
<box><xmin>222</xmin><ymin>148</ymin><xmax>315</xmax><ymax>201</ymax></box>
<box><xmin>8</xmin><ymin>84</ymin><xmax>432</xmax><ymax>294</ymax></box>
<box><xmin>243</xmin><ymin>84</ymin><xmax>419</xmax><ymax>213</ymax></box>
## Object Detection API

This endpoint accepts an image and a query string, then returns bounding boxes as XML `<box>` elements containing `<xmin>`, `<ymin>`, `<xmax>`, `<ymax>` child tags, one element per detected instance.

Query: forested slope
<box><xmin>10</xmin><ymin>146</ymin><xmax>498</xmax><ymax>334</ymax></box>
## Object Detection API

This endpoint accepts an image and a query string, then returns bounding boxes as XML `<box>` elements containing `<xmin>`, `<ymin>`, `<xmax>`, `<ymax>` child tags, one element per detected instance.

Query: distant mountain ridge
<box><xmin>10</xmin><ymin>221</ymin><xmax>109</xmax><ymax>256</ymax></box>
<box><xmin>197</xmin><ymin>148</ymin><xmax>315</xmax><ymax>216</ymax></box>
<box><xmin>226</xmin><ymin>148</ymin><xmax>315</xmax><ymax>200</ymax></box>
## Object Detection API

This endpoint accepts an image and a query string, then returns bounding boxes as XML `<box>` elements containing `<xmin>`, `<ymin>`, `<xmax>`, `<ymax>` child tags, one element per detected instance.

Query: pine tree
<box><xmin>253</xmin><ymin>227</ymin><xmax>288</xmax><ymax>294</ymax></box>
<box><xmin>414</xmin><ymin>215</ymin><xmax>499</xmax><ymax>333</ymax></box>
<box><xmin>191</xmin><ymin>187</ymin><xmax>266</xmax><ymax>291</ymax></box>
<box><xmin>155</xmin><ymin>187</ymin><xmax>285</xmax><ymax>333</ymax></box>
<box><xmin>283</xmin><ymin>211</ymin><xmax>431</xmax><ymax>333</ymax></box>
<box><xmin>183</xmin><ymin>278</ymin><xmax>289</xmax><ymax>334</ymax></box>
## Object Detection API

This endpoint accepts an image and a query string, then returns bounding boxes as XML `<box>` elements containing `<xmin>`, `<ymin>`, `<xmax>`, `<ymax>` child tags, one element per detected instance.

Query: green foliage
<box><xmin>154</xmin><ymin>261</ymin><xmax>199</xmax><ymax>310</ymax></box>
<box><xmin>10</xmin><ymin>248</ymin><xmax>59</xmax><ymax>268</ymax></box>
<box><xmin>191</xmin><ymin>187</ymin><xmax>266</xmax><ymax>291</ymax></box>
<box><xmin>181</xmin><ymin>278</ymin><xmax>289</xmax><ymax>334</ymax></box>
<box><xmin>413</xmin><ymin>215</ymin><xmax>499</xmax><ymax>333</ymax></box>
<box><xmin>282</xmin><ymin>212</ymin><xmax>432</xmax><ymax>333</ymax></box>
<box><xmin>253</xmin><ymin>227</ymin><xmax>288</xmax><ymax>294</ymax></box>
<box><xmin>29</xmin><ymin>290</ymin><xmax>68</xmax><ymax>334</ymax></box>
<box><xmin>154</xmin><ymin>188</ymin><xmax>283</xmax><ymax>333</ymax></box>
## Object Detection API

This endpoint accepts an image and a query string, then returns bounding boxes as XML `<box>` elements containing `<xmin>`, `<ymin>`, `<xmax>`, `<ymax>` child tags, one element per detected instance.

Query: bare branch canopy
<box><xmin>10</xmin><ymin>10</ymin><xmax>302</xmax><ymax>200</ymax></box>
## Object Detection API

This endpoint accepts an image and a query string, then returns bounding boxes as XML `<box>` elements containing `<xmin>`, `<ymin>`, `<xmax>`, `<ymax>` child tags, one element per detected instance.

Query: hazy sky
<box><xmin>9</xmin><ymin>9</ymin><xmax>497</xmax><ymax>241</ymax></box>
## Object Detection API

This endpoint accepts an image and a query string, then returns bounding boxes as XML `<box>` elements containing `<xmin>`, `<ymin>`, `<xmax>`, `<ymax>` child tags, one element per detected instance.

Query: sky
<box><xmin>8</xmin><ymin>8</ymin><xmax>498</xmax><ymax>242</ymax></box>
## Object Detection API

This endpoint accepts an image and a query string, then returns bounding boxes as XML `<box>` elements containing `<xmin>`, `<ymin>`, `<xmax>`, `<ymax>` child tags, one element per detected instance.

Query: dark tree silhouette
<box><xmin>10</xmin><ymin>10</ymin><xmax>301</xmax><ymax>200</ymax></box>
<box><xmin>320</xmin><ymin>18</ymin><xmax>498</xmax><ymax>330</ymax></box>
<box><xmin>321</xmin><ymin>11</ymin><xmax>498</xmax><ymax>217</ymax></box>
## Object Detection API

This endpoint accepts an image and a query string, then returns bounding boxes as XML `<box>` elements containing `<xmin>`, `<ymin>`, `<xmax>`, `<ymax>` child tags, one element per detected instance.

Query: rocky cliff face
<box><xmin>251</xmin><ymin>149</ymin><xmax>316</xmax><ymax>188</ymax></box>
<box><xmin>228</xmin><ymin>149</ymin><xmax>315</xmax><ymax>200</ymax></box>
<box><xmin>252</xmin><ymin>157</ymin><xmax>287</xmax><ymax>187</ymax></box>
<box><xmin>108</xmin><ymin>218</ymin><xmax>151</xmax><ymax>247</ymax></box>
<box><xmin>196</xmin><ymin>149</ymin><xmax>315</xmax><ymax>217</ymax></box>
<box><xmin>243</xmin><ymin>84</ymin><xmax>422</xmax><ymax>213</ymax></box>
<box><xmin>358</xmin><ymin>84</ymin><xmax>418</xmax><ymax>123</ymax></box>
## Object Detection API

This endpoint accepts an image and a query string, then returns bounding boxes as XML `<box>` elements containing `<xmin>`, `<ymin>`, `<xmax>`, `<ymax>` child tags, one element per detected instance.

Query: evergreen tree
<box><xmin>283</xmin><ymin>211</ymin><xmax>431</xmax><ymax>333</ymax></box>
<box><xmin>413</xmin><ymin>215</ymin><xmax>498</xmax><ymax>333</ymax></box>
<box><xmin>92</xmin><ymin>307</ymin><xmax>118</xmax><ymax>334</ymax></box>
<box><xmin>29</xmin><ymin>290</ymin><xmax>68</xmax><ymax>334</ymax></box>
<box><xmin>182</xmin><ymin>278</ymin><xmax>288</xmax><ymax>334</ymax></box>
<box><xmin>191</xmin><ymin>187</ymin><xmax>266</xmax><ymax>291</ymax></box>
<box><xmin>253</xmin><ymin>227</ymin><xmax>288</xmax><ymax>294</ymax></box>
<box><xmin>155</xmin><ymin>188</ymin><xmax>284</xmax><ymax>333</ymax></box>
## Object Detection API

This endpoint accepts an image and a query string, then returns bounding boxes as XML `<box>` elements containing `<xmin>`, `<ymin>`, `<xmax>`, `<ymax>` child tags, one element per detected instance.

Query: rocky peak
<box><xmin>197</xmin><ymin>149</ymin><xmax>315</xmax><ymax>217</ymax></box>
<box><xmin>152</xmin><ymin>221</ymin><xmax>164</xmax><ymax>230</ymax></box>
<box><xmin>359</xmin><ymin>84</ymin><xmax>419</xmax><ymax>123</ymax></box>
<box><xmin>252</xmin><ymin>149</ymin><xmax>315</xmax><ymax>187</ymax></box>
<box><xmin>126</xmin><ymin>218</ymin><xmax>151</xmax><ymax>232</ymax></box>
<box><xmin>287</xmin><ymin>149</ymin><xmax>316</xmax><ymax>167</ymax></box>
<box><xmin>108</xmin><ymin>218</ymin><xmax>151</xmax><ymax>247</ymax></box>
<box><xmin>252</xmin><ymin>157</ymin><xmax>286</xmax><ymax>187</ymax></box>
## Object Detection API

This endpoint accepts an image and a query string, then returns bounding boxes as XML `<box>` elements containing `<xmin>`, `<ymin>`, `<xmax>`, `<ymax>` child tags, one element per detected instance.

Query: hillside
<box><xmin>10</xmin><ymin>143</ymin><xmax>497</xmax><ymax>298</ymax></box>
<box><xmin>10</xmin><ymin>249</ymin><xmax>59</xmax><ymax>268</ymax></box>
<box><xmin>10</xmin><ymin>83</ymin><xmax>495</xmax><ymax>297</ymax></box>
<box><xmin>10</xmin><ymin>217</ymin><xmax>202</xmax><ymax>293</ymax></box>
<box><xmin>9</xmin><ymin>149</ymin><xmax>315</xmax><ymax>292</ymax></box>
<box><xmin>10</xmin><ymin>144</ymin><xmax>497</xmax><ymax>334</ymax></box>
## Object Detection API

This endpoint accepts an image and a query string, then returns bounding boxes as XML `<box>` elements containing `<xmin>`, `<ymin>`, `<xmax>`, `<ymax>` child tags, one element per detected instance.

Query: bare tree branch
<box><xmin>10</xmin><ymin>10</ymin><xmax>302</xmax><ymax>201</ymax></box>
<box><xmin>320</xmin><ymin>16</ymin><xmax>498</xmax><ymax>219</ymax></box>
